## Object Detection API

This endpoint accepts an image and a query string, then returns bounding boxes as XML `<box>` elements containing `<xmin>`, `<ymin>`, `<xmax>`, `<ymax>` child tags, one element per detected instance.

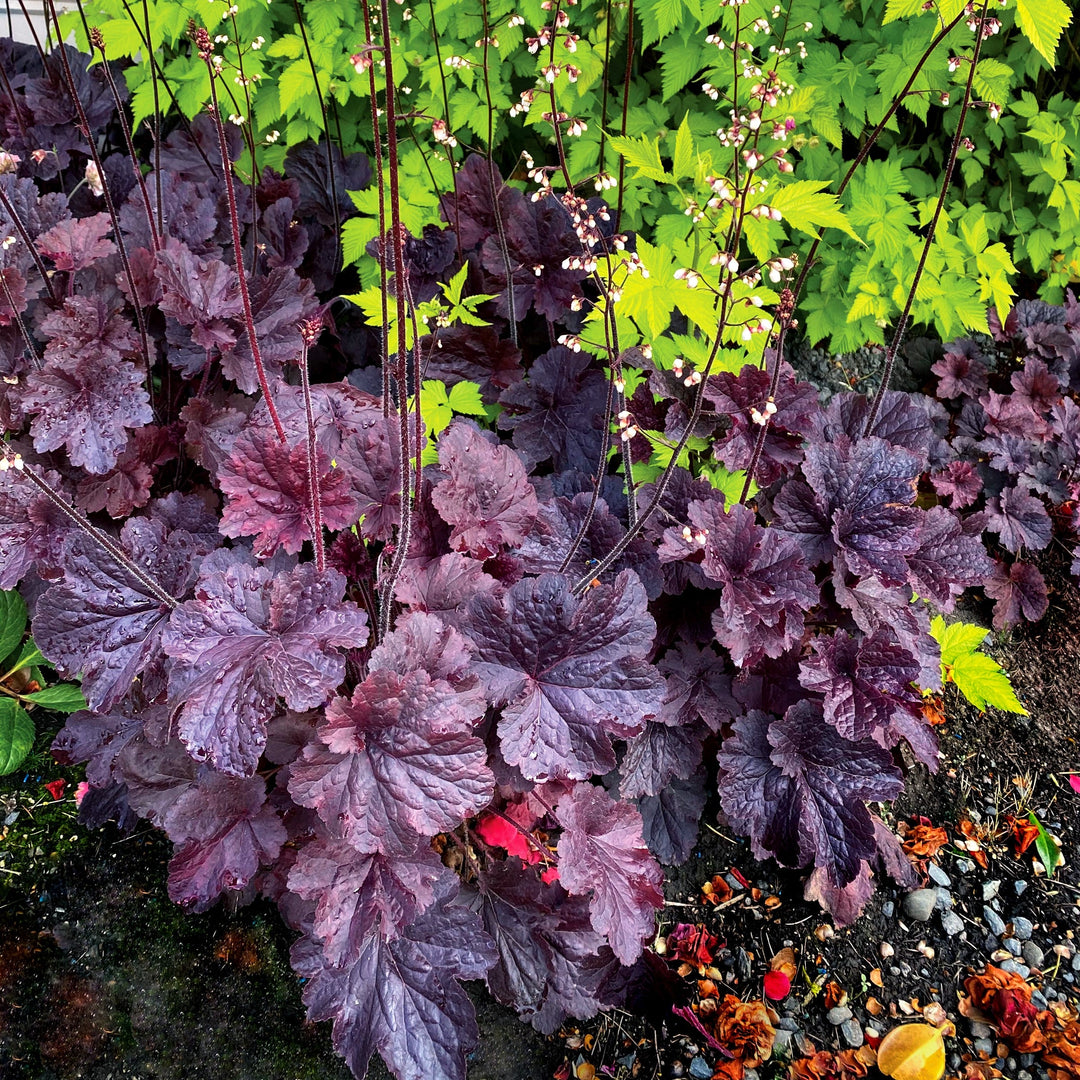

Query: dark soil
<box><xmin>0</xmin><ymin>535</ymin><xmax>1077</xmax><ymax>1080</ymax></box>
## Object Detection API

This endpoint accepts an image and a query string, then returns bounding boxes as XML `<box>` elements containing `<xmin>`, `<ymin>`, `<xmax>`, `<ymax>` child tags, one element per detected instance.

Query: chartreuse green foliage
<box><xmin>345</xmin><ymin>265</ymin><xmax>498</xmax><ymax>354</ymax></box>
<box><xmin>69</xmin><ymin>0</ymin><xmax>1074</xmax><ymax>343</ymax></box>
<box><xmin>0</xmin><ymin>591</ymin><xmax>86</xmax><ymax>775</ymax></box>
<box><xmin>929</xmin><ymin>615</ymin><xmax>1027</xmax><ymax>716</ymax></box>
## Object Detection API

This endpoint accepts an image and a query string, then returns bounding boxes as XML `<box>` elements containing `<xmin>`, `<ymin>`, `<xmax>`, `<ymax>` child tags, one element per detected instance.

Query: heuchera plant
<box><xmin>0</xmin><ymin>2</ymin><xmax>1076</xmax><ymax>1079</ymax></box>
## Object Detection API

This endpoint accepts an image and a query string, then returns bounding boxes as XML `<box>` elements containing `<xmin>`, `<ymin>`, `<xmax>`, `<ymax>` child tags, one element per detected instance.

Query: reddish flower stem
<box><xmin>198</xmin><ymin>31</ymin><xmax>287</xmax><ymax>445</ymax></box>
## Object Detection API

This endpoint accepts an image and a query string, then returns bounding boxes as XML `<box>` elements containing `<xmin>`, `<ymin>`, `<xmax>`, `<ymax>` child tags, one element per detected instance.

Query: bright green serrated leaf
<box><xmin>447</xmin><ymin>381</ymin><xmax>486</xmax><ymax>416</ymax></box>
<box><xmin>948</xmin><ymin>651</ymin><xmax>1027</xmax><ymax>713</ymax></box>
<box><xmin>770</xmin><ymin>181</ymin><xmax>862</xmax><ymax>242</ymax></box>
<box><xmin>672</xmin><ymin>113</ymin><xmax>694</xmax><ymax>180</ymax></box>
<box><xmin>607</xmin><ymin>132</ymin><xmax>670</xmax><ymax>183</ymax></box>
<box><xmin>930</xmin><ymin>615</ymin><xmax>1027</xmax><ymax>713</ymax></box>
<box><xmin>883</xmin><ymin>0</ymin><xmax>929</xmax><ymax>23</ymax></box>
<box><xmin>0</xmin><ymin>698</ymin><xmax>33</xmax><ymax>775</ymax></box>
<box><xmin>1014</xmin><ymin>0</ymin><xmax>1071</xmax><ymax>66</ymax></box>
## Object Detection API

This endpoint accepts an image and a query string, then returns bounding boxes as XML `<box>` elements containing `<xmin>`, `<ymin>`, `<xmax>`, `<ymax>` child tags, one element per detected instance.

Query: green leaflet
<box><xmin>929</xmin><ymin>616</ymin><xmax>1028</xmax><ymax>715</ymax></box>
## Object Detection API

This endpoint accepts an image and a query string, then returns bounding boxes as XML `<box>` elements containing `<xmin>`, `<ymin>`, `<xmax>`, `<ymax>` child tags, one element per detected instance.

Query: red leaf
<box><xmin>475</xmin><ymin>812</ymin><xmax>542</xmax><ymax>865</ymax></box>
<box><xmin>1069</xmin><ymin>775</ymin><xmax>1080</xmax><ymax>796</ymax></box>
<box><xmin>44</xmin><ymin>779</ymin><xmax>66</xmax><ymax>800</ymax></box>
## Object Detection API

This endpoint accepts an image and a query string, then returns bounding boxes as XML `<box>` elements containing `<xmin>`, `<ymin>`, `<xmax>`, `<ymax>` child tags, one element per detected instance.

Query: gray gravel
<box><xmin>903</xmin><ymin>889</ymin><xmax>937</xmax><ymax>921</ymax></box>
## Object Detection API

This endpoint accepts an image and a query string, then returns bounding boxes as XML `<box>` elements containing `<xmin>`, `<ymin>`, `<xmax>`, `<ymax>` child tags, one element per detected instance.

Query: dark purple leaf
<box><xmin>516</xmin><ymin>493</ymin><xmax>663</xmax><ymax>601</ymax></box>
<box><xmin>656</xmin><ymin>641</ymin><xmax>738</xmax><ymax>731</ymax></box>
<box><xmin>798</xmin><ymin>628</ymin><xmax>921</xmax><ymax>743</ymax></box>
<box><xmin>288</xmin><ymin>835</ymin><xmax>449</xmax><ymax>963</ymax></box>
<box><xmin>155</xmin><ymin>237</ymin><xmax>242</xmax><ymax>350</ymax></box>
<box><xmin>776</xmin><ymin>436</ymin><xmax>921</xmax><ymax>585</ymax></box>
<box><xmin>168</xmin><ymin>790</ymin><xmax>286</xmax><ymax>911</ymax></box>
<box><xmin>659</xmin><ymin>501</ymin><xmax>817</xmax><ymax>667</ymax></box>
<box><xmin>981</xmin><ymin>390</ymin><xmax>1053</xmax><ymax>440</ymax></box>
<box><xmin>22</xmin><ymin>353</ymin><xmax>152</xmax><ymax>475</ymax></box>
<box><xmin>985</xmin><ymin>559</ymin><xmax>1049</xmax><ymax>629</ymax></box>
<box><xmin>906</xmin><ymin>505</ymin><xmax>994</xmax><ymax>608</ymax></box>
<box><xmin>824</xmin><ymin>389</ymin><xmax>935</xmax><ymax>467</ymax></box>
<box><xmin>219</xmin><ymin>268</ymin><xmax>318</xmax><ymax>392</ymax></box>
<box><xmin>803</xmin><ymin>863</ymin><xmax>873</xmax><ymax>927</ymax></box>
<box><xmin>331</xmin><ymin>408</ymin><xmax>402</xmax><ymax>541</ymax></box>
<box><xmin>717</xmin><ymin>703</ymin><xmax>903</xmax><ymax>887</ymax></box>
<box><xmin>369</xmin><ymin>611</ymin><xmax>482</xmax><ymax>702</ymax></box>
<box><xmin>442</xmin><ymin>154</ymin><xmax>525</xmax><ymax>251</ymax></box>
<box><xmin>461</xmin><ymin>572</ymin><xmax>664</xmax><ymax>782</ymax></box>
<box><xmin>0</xmin><ymin>466</ymin><xmax>70</xmax><ymax>587</ymax></box>
<box><xmin>75</xmin><ymin>425</ymin><xmax>177</xmax><ymax>518</ymax></box>
<box><xmin>421</xmin><ymin>324</ymin><xmax>523</xmax><ymax>402</ymax></box>
<box><xmin>636</xmin><ymin>773</ymin><xmax>707</xmax><ymax>866</ymax></box>
<box><xmin>985</xmin><ymin>485</ymin><xmax>1052</xmax><ymax>553</ymax></box>
<box><xmin>121</xmin><ymin>170</ymin><xmax>218</xmax><ymax>254</ymax></box>
<box><xmin>932</xmin><ymin>339</ymin><xmax>988</xmax><ymax>399</ymax></box>
<box><xmin>219</xmin><ymin>433</ymin><xmax>360</xmax><ymax>556</ymax></box>
<box><xmin>497</xmin><ymin>346</ymin><xmax>607</xmax><ymax>472</ymax></box>
<box><xmin>833</xmin><ymin>575</ymin><xmax>940</xmax><ymax>691</ymax></box>
<box><xmin>289</xmin><ymin>665</ymin><xmax>492</xmax><ymax>853</ymax></box>
<box><xmin>1011</xmin><ymin>357</ymin><xmax>1063</xmax><ymax>413</ymax></box>
<box><xmin>479</xmin><ymin>194</ymin><xmax>587</xmax><ymax>320</ymax></box>
<box><xmin>430</xmin><ymin>421</ymin><xmax>538</xmax><ymax>558</ymax></box>
<box><xmin>35</xmin><ymin>212</ymin><xmax>116</xmax><ymax>270</ymax></box>
<box><xmin>120</xmin><ymin>737</ymin><xmax>287</xmax><ymax>911</ymax></box>
<box><xmin>930</xmin><ymin>461</ymin><xmax>982</xmax><ymax>509</ymax></box>
<box><xmin>162</xmin><ymin>554</ymin><xmax>369</xmax><ymax>777</ymax></box>
<box><xmin>471</xmin><ymin>860</ymin><xmax>618</xmax><ymax>1034</ymax></box>
<box><xmin>37</xmin><ymin>294</ymin><xmax>140</xmax><ymax>369</ymax></box>
<box><xmin>292</xmin><ymin>880</ymin><xmax>496</xmax><ymax>1080</ymax></box>
<box><xmin>34</xmin><ymin>518</ymin><xmax>212</xmax><ymax>711</ymax></box>
<box><xmin>555</xmin><ymin>782</ymin><xmax>664</xmax><ymax>965</ymax></box>
<box><xmin>394</xmin><ymin>553</ymin><xmax>500</xmax><ymax>619</ymax></box>
<box><xmin>52</xmin><ymin>705</ymin><xmax>146</xmax><ymax>787</ymax></box>
<box><xmin>259</xmin><ymin>195</ymin><xmax>309</xmax><ymax>270</ymax></box>
<box><xmin>619</xmin><ymin>720</ymin><xmax>703</xmax><ymax>798</ymax></box>
<box><xmin>705</xmin><ymin>362</ymin><xmax>820</xmax><ymax>485</ymax></box>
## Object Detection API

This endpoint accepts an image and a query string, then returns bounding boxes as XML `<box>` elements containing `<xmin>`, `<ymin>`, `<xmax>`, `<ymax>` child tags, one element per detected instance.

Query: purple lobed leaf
<box><xmin>555</xmin><ymin>782</ymin><xmax>664</xmax><ymax>965</ymax></box>
<box><xmin>288</xmin><ymin>647</ymin><xmax>492</xmax><ymax>854</ymax></box>
<box><xmin>34</xmin><ymin>518</ymin><xmax>213</xmax><ymax>711</ymax></box>
<box><xmin>659</xmin><ymin>500</ymin><xmax>818</xmax><ymax>667</ymax></box>
<box><xmin>21</xmin><ymin>349</ymin><xmax>152</xmax><ymax>474</ymax></box>
<box><xmin>288</xmin><ymin>834</ymin><xmax>449</xmax><ymax>964</ymax></box>
<box><xmin>162</xmin><ymin>554</ymin><xmax>369</xmax><ymax>777</ymax></box>
<box><xmin>292</xmin><ymin>881</ymin><xmax>496</xmax><ymax>1080</ymax></box>
<box><xmin>717</xmin><ymin>702</ymin><xmax>903</xmax><ymax>888</ymax></box>
<box><xmin>461</xmin><ymin>572</ymin><xmax>665</xmax><ymax>783</ymax></box>
<box><xmin>798</xmin><ymin>628</ymin><xmax>922</xmax><ymax>744</ymax></box>
<box><xmin>431</xmin><ymin>421</ymin><xmax>538</xmax><ymax>559</ymax></box>
<box><xmin>985</xmin><ymin>559</ymin><xmax>1049</xmax><ymax>629</ymax></box>
<box><xmin>219</xmin><ymin>433</ymin><xmax>360</xmax><ymax>557</ymax></box>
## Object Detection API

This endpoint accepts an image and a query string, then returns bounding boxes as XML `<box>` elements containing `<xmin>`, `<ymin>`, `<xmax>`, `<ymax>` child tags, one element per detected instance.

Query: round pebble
<box><xmin>1023</xmin><ymin>942</ymin><xmax>1045</xmax><ymax>969</ymax></box>
<box><xmin>827</xmin><ymin>1006</ymin><xmax>853</xmax><ymax>1026</ymax></box>
<box><xmin>974</xmin><ymin>1038</ymin><xmax>994</xmax><ymax>1056</ymax></box>
<box><xmin>1013</xmin><ymin>916</ymin><xmax>1034</xmax><ymax>941</ymax></box>
<box><xmin>1003</xmin><ymin>937</ymin><xmax>1021</xmax><ymax>956</ymax></box>
<box><xmin>903</xmin><ymin>889</ymin><xmax>937</xmax><ymax>921</ymax></box>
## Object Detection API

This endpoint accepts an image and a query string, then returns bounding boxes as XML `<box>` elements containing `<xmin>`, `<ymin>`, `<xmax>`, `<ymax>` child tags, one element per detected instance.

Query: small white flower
<box><xmin>84</xmin><ymin>160</ymin><xmax>104</xmax><ymax>197</ymax></box>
